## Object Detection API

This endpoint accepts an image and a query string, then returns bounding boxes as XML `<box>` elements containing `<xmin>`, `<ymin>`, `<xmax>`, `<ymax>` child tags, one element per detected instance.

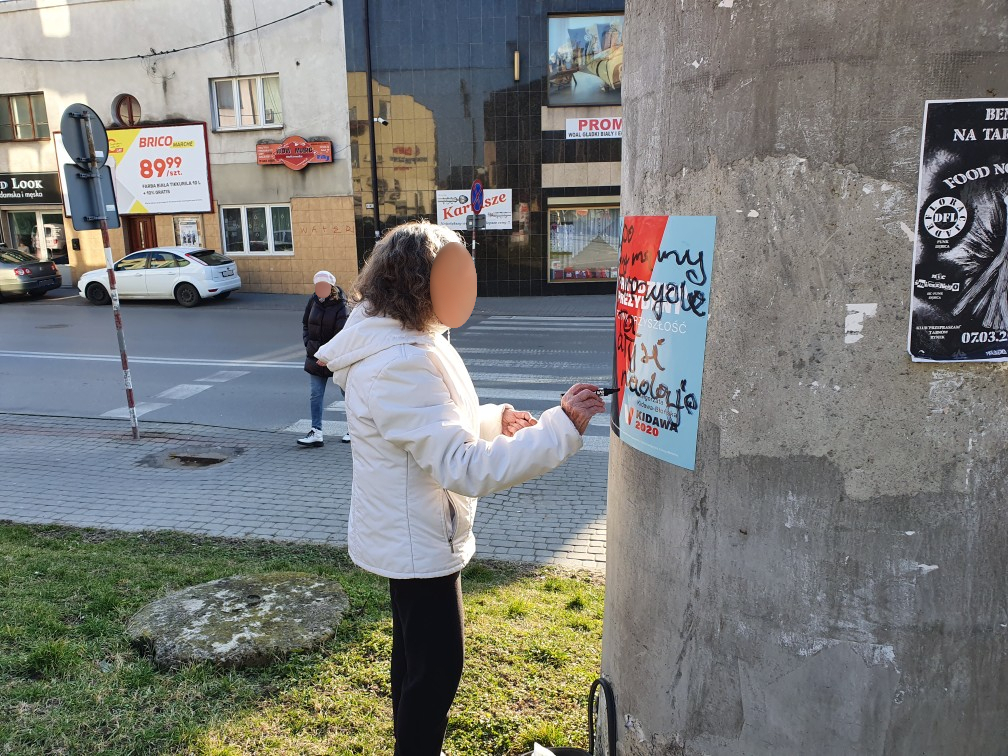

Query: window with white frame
<box><xmin>220</xmin><ymin>205</ymin><xmax>294</xmax><ymax>254</ymax></box>
<box><xmin>211</xmin><ymin>75</ymin><xmax>282</xmax><ymax>130</ymax></box>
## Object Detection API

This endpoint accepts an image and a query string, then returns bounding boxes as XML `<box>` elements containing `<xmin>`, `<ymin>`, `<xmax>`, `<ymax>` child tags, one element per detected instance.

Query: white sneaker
<box><xmin>297</xmin><ymin>428</ymin><xmax>324</xmax><ymax>447</ymax></box>
<box><xmin>342</xmin><ymin>433</ymin><xmax>351</xmax><ymax>443</ymax></box>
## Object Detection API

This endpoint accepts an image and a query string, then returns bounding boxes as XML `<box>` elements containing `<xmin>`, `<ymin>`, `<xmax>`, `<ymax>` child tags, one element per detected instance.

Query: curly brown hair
<box><xmin>352</xmin><ymin>221</ymin><xmax>464</xmax><ymax>332</ymax></box>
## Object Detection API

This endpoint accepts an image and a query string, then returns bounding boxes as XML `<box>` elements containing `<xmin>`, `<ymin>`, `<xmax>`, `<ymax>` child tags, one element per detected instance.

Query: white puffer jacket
<box><xmin>315</xmin><ymin>305</ymin><xmax>584</xmax><ymax>579</ymax></box>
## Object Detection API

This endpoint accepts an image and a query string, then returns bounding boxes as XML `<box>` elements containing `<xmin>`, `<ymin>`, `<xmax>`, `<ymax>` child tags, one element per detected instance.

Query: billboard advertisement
<box><xmin>106</xmin><ymin>124</ymin><xmax>212</xmax><ymax>214</ymax></box>
<box><xmin>547</xmin><ymin>14</ymin><xmax>623</xmax><ymax>107</ymax></box>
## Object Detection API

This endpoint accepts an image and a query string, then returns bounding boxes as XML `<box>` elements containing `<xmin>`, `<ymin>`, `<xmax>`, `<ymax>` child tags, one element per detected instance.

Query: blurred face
<box><xmin>315</xmin><ymin>282</ymin><xmax>333</xmax><ymax>299</ymax></box>
<box><xmin>430</xmin><ymin>241</ymin><xmax>477</xmax><ymax>327</ymax></box>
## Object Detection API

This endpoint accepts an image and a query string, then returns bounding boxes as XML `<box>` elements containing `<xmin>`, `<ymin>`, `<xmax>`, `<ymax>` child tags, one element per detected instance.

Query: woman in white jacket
<box><xmin>315</xmin><ymin>221</ymin><xmax>604</xmax><ymax>756</ymax></box>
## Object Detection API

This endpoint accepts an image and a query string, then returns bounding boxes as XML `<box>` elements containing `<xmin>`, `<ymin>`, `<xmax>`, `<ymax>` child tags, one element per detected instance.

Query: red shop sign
<box><xmin>256</xmin><ymin>136</ymin><xmax>333</xmax><ymax>170</ymax></box>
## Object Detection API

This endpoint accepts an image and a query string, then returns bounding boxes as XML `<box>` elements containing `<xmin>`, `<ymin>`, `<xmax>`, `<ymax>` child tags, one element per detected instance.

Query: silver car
<box><xmin>0</xmin><ymin>246</ymin><xmax>62</xmax><ymax>301</ymax></box>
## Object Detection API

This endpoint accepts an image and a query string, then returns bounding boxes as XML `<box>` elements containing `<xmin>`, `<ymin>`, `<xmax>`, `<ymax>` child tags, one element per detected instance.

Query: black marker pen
<box><xmin>560</xmin><ymin>388</ymin><xmax>618</xmax><ymax>399</ymax></box>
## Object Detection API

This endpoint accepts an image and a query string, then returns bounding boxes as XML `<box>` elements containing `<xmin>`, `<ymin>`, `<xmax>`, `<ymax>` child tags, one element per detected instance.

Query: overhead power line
<box><xmin>0</xmin><ymin>0</ymin><xmax>332</xmax><ymax>63</ymax></box>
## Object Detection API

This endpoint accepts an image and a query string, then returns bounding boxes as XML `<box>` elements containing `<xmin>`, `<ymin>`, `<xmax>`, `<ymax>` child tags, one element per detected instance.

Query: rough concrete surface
<box><xmin>126</xmin><ymin>572</ymin><xmax>349</xmax><ymax>670</ymax></box>
<box><xmin>604</xmin><ymin>1</ymin><xmax>1008</xmax><ymax>754</ymax></box>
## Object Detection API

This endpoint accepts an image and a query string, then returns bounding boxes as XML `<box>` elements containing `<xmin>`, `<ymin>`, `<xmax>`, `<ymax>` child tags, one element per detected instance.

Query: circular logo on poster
<box><xmin>922</xmin><ymin>196</ymin><xmax>968</xmax><ymax>240</ymax></box>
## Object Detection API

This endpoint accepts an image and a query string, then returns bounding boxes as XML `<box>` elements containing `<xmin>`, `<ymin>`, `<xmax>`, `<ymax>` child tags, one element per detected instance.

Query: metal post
<box><xmin>78</xmin><ymin>112</ymin><xmax>139</xmax><ymax>440</ymax></box>
<box><xmin>363</xmin><ymin>0</ymin><xmax>381</xmax><ymax>243</ymax></box>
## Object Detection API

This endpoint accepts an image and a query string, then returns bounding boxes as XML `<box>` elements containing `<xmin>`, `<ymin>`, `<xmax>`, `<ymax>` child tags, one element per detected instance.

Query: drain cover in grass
<box><xmin>126</xmin><ymin>572</ymin><xmax>349</xmax><ymax>670</ymax></box>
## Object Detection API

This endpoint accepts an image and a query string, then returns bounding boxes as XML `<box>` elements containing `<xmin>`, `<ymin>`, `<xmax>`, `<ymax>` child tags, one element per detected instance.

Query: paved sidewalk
<box><xmin>1</xmin><ymin>412</ymin><xmax>608</xmax><ymax>572</ymax></box>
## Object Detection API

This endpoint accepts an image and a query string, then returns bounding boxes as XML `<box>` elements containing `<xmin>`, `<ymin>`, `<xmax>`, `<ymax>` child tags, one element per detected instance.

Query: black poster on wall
<box><xmin>908</xmin><ymin>98</ymin><xmax>1008</xmax><ymax>362</ymax></box>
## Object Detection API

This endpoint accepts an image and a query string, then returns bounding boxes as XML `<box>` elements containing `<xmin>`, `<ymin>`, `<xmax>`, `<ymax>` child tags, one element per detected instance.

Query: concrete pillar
<box><xmin>603</xmin><ymin>2</ymin><xmax>1007</xmax><ymax>754</ymax></box>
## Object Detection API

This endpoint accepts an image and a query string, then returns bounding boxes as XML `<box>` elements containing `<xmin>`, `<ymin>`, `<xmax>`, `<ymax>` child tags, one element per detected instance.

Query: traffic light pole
<box><xmin>76</xmin><ymin>110</ymin><xmax>139</xmax><ymax>440</ymax></box>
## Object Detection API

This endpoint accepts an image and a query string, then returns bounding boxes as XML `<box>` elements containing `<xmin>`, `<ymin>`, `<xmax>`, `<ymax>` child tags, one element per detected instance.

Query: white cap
<box><xmin>313</xmin><ymin>270</ymin><xmax>336</xmax><ymax>286</ymax></box>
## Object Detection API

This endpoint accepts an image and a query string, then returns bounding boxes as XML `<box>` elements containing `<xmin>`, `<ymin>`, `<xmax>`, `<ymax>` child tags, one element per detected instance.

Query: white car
<box><xmin>78</xmin><ymin>246</ymin><xmax>240</xmax><ymax>307</ymax></box>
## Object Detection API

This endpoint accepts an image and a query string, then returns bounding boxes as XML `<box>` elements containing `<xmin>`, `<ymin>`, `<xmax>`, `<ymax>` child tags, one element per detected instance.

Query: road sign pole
<box><xmin>77</xmin><ymin>111</ymin><xmax>140</xmax><ymax>440</ymax></box>
<box><xmin>470</xmin><ymin>179</ymin><xmax>484</xmax><ymax>259</ymax></box>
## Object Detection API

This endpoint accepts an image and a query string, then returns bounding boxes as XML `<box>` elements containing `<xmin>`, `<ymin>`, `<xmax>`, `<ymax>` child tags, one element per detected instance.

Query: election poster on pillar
<box><xmin>611</xmin><ymin>215</ymin><xmax>716</xmax><ymax>471</ymax></box>
<box><xmin>908</xmin><ymin>98</ymin><xmax>1008</xmax><ymax>362</ymax></box>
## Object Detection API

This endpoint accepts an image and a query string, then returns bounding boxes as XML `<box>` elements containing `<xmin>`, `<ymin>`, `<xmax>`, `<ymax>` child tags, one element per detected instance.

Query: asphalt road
<box><xmin>0</xmin><ymin>288</ymin><xmax>615</xmax><ymax>451</ymax></box>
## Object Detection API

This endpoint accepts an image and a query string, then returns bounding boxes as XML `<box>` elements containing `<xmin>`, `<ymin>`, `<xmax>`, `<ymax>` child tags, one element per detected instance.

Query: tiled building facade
<box><xmin>345</xmin><ymin>0</ymin><xmax>624</xmax><ymax>297</ymax></box>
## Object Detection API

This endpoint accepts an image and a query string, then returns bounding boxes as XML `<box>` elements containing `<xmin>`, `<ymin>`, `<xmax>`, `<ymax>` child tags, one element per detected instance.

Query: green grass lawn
<box><xmin>0</xmin><ymin>522</ymin><xmax>604</xmax><ymax>755</ymax></box>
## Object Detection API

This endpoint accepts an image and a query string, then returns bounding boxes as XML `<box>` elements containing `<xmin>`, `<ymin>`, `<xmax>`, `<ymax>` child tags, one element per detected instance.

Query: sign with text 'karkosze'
<box><xmin>107</xmin><ymin>124</ymin><xmax>212</xmax><ymax>214</ymax></box>
<box><xmin>437</xmin><ymin>188</ymin><xmax>512</xmax><ymax>230</ymax></box>
<box><xmin>908</xmin><ymin>98</ymin><xmax>1008</xmax><ymax>362</ymax></box>
<box><xmin>612</xmin><ymin>215</ymin><xmax>717</xmax><ymax>471</ymax></box>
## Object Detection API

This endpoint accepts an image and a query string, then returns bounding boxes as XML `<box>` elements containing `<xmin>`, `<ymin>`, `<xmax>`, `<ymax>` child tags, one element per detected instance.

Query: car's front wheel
<box><xmin>85</xmin><ymin>282</ymin><xmax>111</xmax><ymax>305</ymax></box>
<box><xmin>174</xmin><ymin>282</ymin><xmax>201</xmax><ymax>308</ymax></box>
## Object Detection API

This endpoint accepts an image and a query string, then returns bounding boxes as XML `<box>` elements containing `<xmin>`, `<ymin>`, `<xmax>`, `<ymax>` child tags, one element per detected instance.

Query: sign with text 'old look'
<box><xmin>0</xmin><ymin>172</ymin><xmax>62</xmax><ymax>205</ymax></box>
<box><xmin>256</xmin><ymin>136</ymin><xmax>333</xmax><ymax>170</ymax></box>
<box><xmin>436</xmin><ymin>189</ymin><xmax>513</xmax><ymax>230</ymax></box>
<box><xmin>612</xmin><ymin>215</ymin><xmax>717</xmax><ymax>471</ymax></box>
<box><xmin>908</xmin><ymin>98</ymin><xmax>1008</xmax><ymax>362</ymax></box>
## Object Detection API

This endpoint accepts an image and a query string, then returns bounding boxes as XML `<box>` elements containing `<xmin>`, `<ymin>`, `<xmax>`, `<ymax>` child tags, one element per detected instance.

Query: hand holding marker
<box><xmin>560</xmin><ymin>387</ymin><xmax>617</xmax><ymax>399</ymax></box>
<box><xmin>508</xmin><ymin>385</ymin><xmax>611</xmax><ymax>438</ymax></box>
<box><xmin>558</xmin><ymin>383</ymin><xmax>608</xmax><ymax>435</ymax></box>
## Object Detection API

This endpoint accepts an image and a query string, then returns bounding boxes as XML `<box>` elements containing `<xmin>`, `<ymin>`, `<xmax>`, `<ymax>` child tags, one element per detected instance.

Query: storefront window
<box><xmin>271</xmin><ymin>206</ymin><xmax>293</xmax><ymax>251</ymax></box>
<box><xmin>219</xmin><ymin>205</ymin><xmax>293</xmax><ymax>254</ymax></box>
<box><xmin>4</xmin><ymin>210</ymin><xmax>66</xmax><ymax>263</ymax></box>
<box><xmin>6</xmin><ymin>211</ymin><xmax>37</xmax><ymax>257</ymax></box>
<box><xmin>246</xmin><ymin>207</ymin><xmax>268</xmax><ymax>250</ymax></box>
<box><xmin>39</xmin><ymin>213</ymin><xmax>67</xmax><ymax>263</ymax></box>
<box><xmin>222</xmin><ymin>207</ymin><xmax>244</xmax><ymax>253</ymax></box>
<box><xmin>547</xmin><ymin>203</ymin><xmax>621</xmax><ymax>283</ymax></box>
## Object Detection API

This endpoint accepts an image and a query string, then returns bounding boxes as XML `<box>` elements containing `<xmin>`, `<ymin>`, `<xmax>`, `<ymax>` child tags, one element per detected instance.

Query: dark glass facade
<box><xmin>344</xmin><ymin>0</ymin><xmax>623</xmax><ymax>297</ymax></box>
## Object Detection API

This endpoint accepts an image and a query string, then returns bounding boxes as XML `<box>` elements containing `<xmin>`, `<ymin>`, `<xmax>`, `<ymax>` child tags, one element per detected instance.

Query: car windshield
<box><xmin>186</xmin><ymin>249</ymin><xmax>232</xmax><ymax>266</ymax></box>
<box><xmin>0</xmin><ymin>248</ymin><xmax>36</xmax><ymax>264</ymax></box>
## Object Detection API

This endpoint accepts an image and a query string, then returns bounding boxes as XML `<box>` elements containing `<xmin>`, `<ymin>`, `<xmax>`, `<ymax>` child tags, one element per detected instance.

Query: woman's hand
<box><xmin>502</xmin><ymin>408</ymin><xmax>537</xmax><ymax>437</ymax></box>
<box><xmin>561</xmin><ymin>383</ymin><xmax>606</xmax><ymax>435</ymax></box>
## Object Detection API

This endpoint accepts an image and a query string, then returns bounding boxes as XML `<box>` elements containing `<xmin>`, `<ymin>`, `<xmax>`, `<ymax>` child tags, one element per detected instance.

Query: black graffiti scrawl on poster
<box><xmin>909</xmin><ymin>99</ymin><xmax>1008</xmax><ymax>362</ymax></box>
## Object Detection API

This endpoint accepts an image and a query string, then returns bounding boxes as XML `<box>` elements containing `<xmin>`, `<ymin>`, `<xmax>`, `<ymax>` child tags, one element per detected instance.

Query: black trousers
<box><xmin>389</xmin><ymin>572</ymin><xmax>465</xmax><ymax>756</ymax></box>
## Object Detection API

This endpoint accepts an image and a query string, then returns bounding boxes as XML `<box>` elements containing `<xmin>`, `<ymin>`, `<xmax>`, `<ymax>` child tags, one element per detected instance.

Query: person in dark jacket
<box><xmin>297</xmin><ymin>270</ymin><xmax>350</xmax><ymax>447</ymax></box>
